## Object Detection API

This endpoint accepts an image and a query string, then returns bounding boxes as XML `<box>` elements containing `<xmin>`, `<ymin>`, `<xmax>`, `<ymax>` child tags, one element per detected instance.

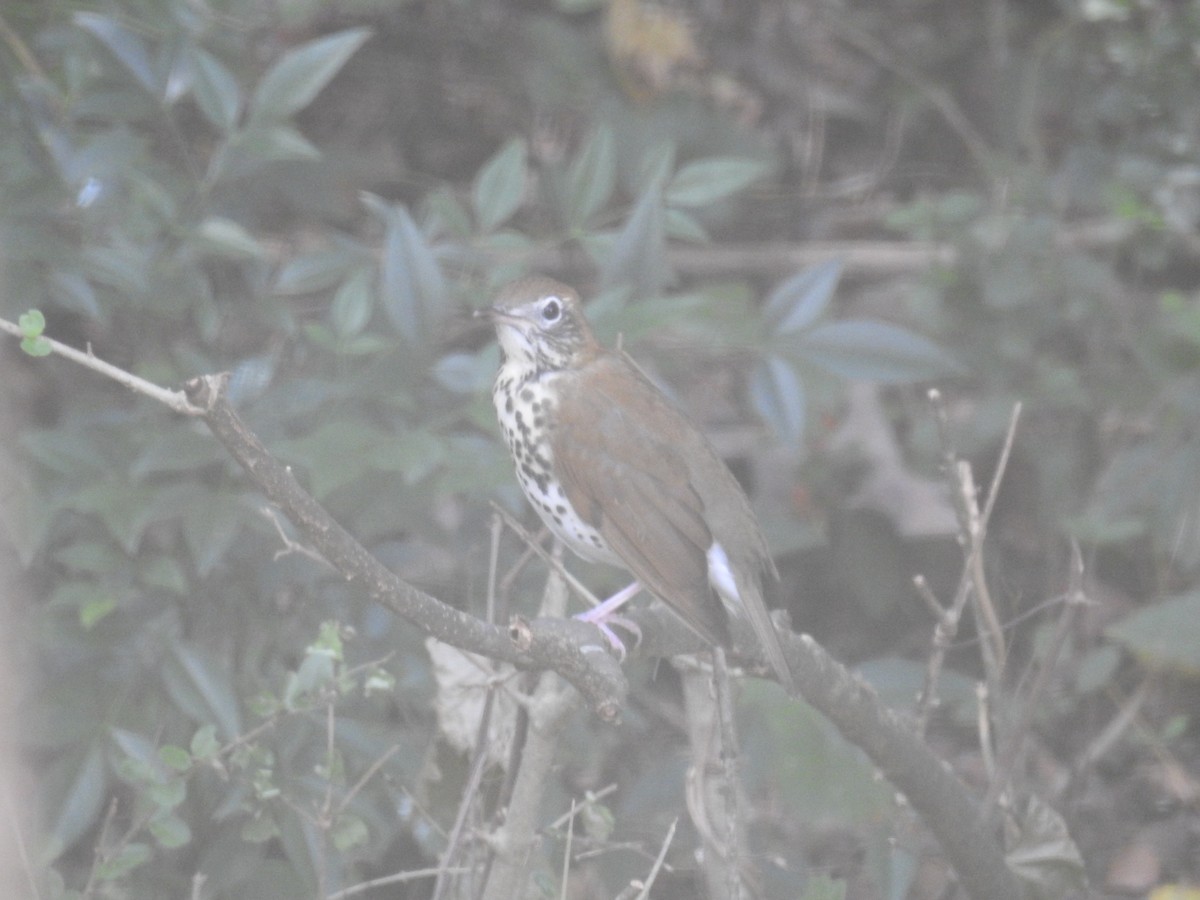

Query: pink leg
<box><xmin>575</xmin><ymin>581</ymin><xmax>644</xmax><ymax>656</ymax></box>
<box><xmin>578</xmin><ymin>581</ymin><xmax>642</xmax><ymax>621</ymax></box>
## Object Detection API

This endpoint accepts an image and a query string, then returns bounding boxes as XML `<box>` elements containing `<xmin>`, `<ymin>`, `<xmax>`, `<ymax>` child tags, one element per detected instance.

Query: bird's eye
<box><xmin>540</xmin><ymin>297</ymin><xmax>562</xmax><ymax>323</ymax></box>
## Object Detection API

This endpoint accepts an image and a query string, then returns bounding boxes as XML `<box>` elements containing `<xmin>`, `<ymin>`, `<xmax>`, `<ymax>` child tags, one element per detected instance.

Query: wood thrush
<box><xmin>485</xmin><ymin>276</ymin><xmax>796</xmax><ymax>694</ymax></box>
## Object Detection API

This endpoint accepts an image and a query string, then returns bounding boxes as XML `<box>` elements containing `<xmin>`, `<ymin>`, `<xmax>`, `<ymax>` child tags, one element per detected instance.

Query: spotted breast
<box><xmin>492</xmin><ymin>330</ymin><xmax>624</xmax><ymax>569</ymax></box>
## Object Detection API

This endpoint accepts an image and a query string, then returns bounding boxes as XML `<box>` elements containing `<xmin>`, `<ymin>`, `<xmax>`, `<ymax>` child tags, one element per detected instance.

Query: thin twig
<box><xmin>487</xmin><ymin>512</ymin><xmax>503</xmax><ymax>625</ymax></box>
<box><xmin>433</xmin><ymin>535</ymin><xmax>508</xmax><ymax>900</ymax></box>
<box><xmin>261</xmin><ymin>506</ymin><xmax>333</xmax><ymax>567</ymax></box>
<box><xmin>327</xmin><ymin>866</ymin><xmax>461</xmax><ymax>899</ymax></box>
<box><xmin>983</xmin><ymin>540</ymin><xmax>1088</xmax><ymax>812</ymax></box>
<box><xmin>490</xmin><ymin>503</ymin><xmax>604</xmax><ymax>611</ymax></box>
<box><xmin>916</xmin><ymin>394</ymin><xmax>1020</xmax><ymax>733</ymax></box>
<box><xmin>1072</xmin><ymin>678</ymin><xmax>1152</xmax><ymax>778</ymax></box>
<box><xmin>544</xmin><ymin>784</ymin><xmax>618</xmax><ymax>833</ymax></box>
<box><xmin>0</xmin><ymin>317</ymin><xmax>201</xmax><ymax>415</ymax></box>
<box><xmin>338</xmin><ymin>743</ymin><xmax>403</xmax><ymax>815</ymax></box>
<box><xmin>0</xmin><ymin>11</ymin><xmax>53</xmax><ymax>84</ymax></box>
<box><xmin>981</xmin><ymin>403</ymin><xmax>1023</xmax><ymax>526</ymax></box>
<box><xmin>559</xmin><ymin>799</ymin><xmax>575</xmax><ymax>900</ymax></box>
<box><xmin>633</xmin><ymin>818</ymin><xmax>678</xmax><ymax>900</ymax></box>
<box><xmin>431</xmin><ymin>690</ymin><xmax>497</xmax><ymax>900</ymax></box>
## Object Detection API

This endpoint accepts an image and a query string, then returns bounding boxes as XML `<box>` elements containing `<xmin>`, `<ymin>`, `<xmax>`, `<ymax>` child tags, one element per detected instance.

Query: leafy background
<box><xmin>2</xmin><ymin>0</ymin><xmax>1200</xmax><ymax>897</ymax></box>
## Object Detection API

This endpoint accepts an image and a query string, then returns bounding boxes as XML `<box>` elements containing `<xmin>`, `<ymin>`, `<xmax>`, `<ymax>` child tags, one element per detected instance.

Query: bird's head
<box><xmin>483</xmin><ymin>277</ymin><xmax>598</xmax><ymax>371</ymax></box>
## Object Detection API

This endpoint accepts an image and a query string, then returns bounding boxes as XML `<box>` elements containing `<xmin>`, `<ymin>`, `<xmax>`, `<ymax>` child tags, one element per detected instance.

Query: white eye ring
<box><xmin>540</xmin><ymin>296</ymin><xmax>563</xmax><ymax>323</ymax></box>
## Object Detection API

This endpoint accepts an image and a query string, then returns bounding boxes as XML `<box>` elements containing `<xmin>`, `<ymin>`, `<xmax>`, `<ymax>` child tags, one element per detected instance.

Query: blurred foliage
<box><xmin>4</xmin><ymin>0</ymin><xmax>1200</xmax><ymax>896</ymax></box>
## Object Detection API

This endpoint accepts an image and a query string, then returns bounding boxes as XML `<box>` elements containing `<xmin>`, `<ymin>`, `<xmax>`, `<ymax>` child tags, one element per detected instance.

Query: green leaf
<box><xmin>211</xmin><ymin>124</ymin><xmax>321</xmax><ymax>183</ymax></box>
<box><xmin>636</xmin><ymin>141</ymin><xmax>676</xmax><ymax>193</ymax></box>
<box><xmin>363</xmin><ymin>666</ymin><xmax>396</xmax><ymax>696</ymax></box>
<box><xmin>96</xmin><ymin>843</ymin><xmax>152</xmax><ymax>881</ymax></box>
<box><xmin>373</xmin><ymin>202</ymin><xmax>448</xmax><ymax>342</ymax></box>
<box><xmin>191</xmin><ymin>217</ymin><xmax>263</xmax><ymax>259</ymax></box>
<box><xmin>764</xmin><ymin>260</ymin><xmax>843</xmax><ymax>333</ymax></box>
<box><xmin>69</xmin><ymin>482</ymin><xmax>175</xmax><ymax>555</ymax></box>
<box><xmin>566</xmin><ymin>124</ymin><xmax>616</xmax><ymax>227</ymax></box>
<box><xmin>1107</xmin><ymin>591</ymin><xmax>1200</xmax><ymax>672</ymax></box>
<box><xmin>600</xmin><ymin>183</ymin><xmax>671</xmax><ymax>297</ymax></box>
<box><xmin>310</xmin><ymin>620</ymin><xmax>346</xmax><ymax>661</ymax></box>
<box><xmin>140</xmin><ymin>555</ymin><xmax>188</xmax><ymax>595</ymax></box>
<box><xmin>158</xmin><ymin>745</ymin><xmax>192</xmax><ymax>772</ymax></box>
<box><xmin>304</xmin><ymin>325</ymin><xmax>390</xmax><ymax>356</ymax></box>
<box><xmin>332</xmin><ymin>813</ymin><xmax>369</xmax><ymax>852</ymax></box>
<box><xmin>190</xmin><ymin>47</ymin><xmax>241</xmax><ymax>133</ymax></box>
<box><xmin>41</xmin><ymin>743</ymin><xmax>108</xmax><ymax>863</ymax></box>
<box><xmin>241</xmin><ymin>813</ymin><xmax>280</xmax><ymax>844</ymax></box>
<box><xmin>330</xmin><ymin>268</ymin><xmax>375</xmax><ymax>337</ymax></box>
<box><xmin>663</xmin><ymin>207</ymin><xmax>709</xmax><ymax>242</ymax></box>
<box><xmin>74</xmin><ymin>12</ymin><xmax>158</xmax><ymax>95</ymax></box>
<box><xmin>274</xmin><ymin>248</ymin><xmax>363</xmax><ymax>295</ymax></box>
<box><xmin>472</xmin><ymin>138</ymin><xmax>527</xmax><ymax>232</ymax></box>
<box><xmin>284</xmin><ymin>651</ymin><xmax>336</xmax><ymax>709</ymax></box>
<box><xmin>18</xmin><ymin>309</ymin><xmax>45</xmax><ymax>337</ymax></box>
<box><xmin>179</xmin><ymin>490</ymin><xmax>246</xmax><ymax>579</ymax></box>
<box><xmin>799</xmin><ymin>875</ymin><xmax>848</xmax><ymax>900</ymax></box>
<box><xmin>79</xmin><ymin>596</ymin><xmax>117</xmax><ymax>630</ymax></box>
<box><xmin>423</xmin><ymin>185</ymin><xmax>474</xmax><ymax>238</ymax></box>
<box><xmin>21</xmin><ymin>335</ymin><xmax>52</xmax><ymax>357</ymax></box>
<box><xmin>557</xmin><ymin>0</ymin><xmax>606</xmax><ymax>11</ymax></box>
<box><xmin>190</xmin><ymin>725</ymin><xmax>221</xmax><ymax>761</ymax></box>
<box><xmin>130</xmin><ymin>426</ymin><xmax>225</xmax><ymax>478</ymax></box>
<box><xmin>18</xmin><ymin>309</ymin><xmax>51</xmax><ymax>355</ymax></box>
<box><xmin>48</xmin><ymin>580</ymin><xmax>103</xmax><ymax>615</ymax></box>
<box><xmin>162</xmin><ymin>642</ymin><xmax>243</xmax><ymax>740</ymax></box>
<box><xmin>1005</xmin><ymin>795</ymin><xmax>1086</xmax><ymax>900</ymax></box>
<box><xmin>146</xmin><ymin>777</ymin><xmax>186</xmax><ymax>812</ymax></box>
<box><xmin>665</xmin><ymin>157</ymin><xmax>768</xmax><ymax>208</ymax></box>
<box><xmin>54</xmin><ymin>540</ymin><xmax>121</xmax><ymax>576</ymax></box>
<box><xmin>83</xmin><ymin>244</ymin><xmax>150</xmax><ymax>296</ymax></box>
<box><xmin>250</xmin><ymin>28</ymin><xmax>371</xmax><ymax>123</ymax></box>
<box><xmin>794</xmin><ymin>320</ymin><xmax>964</xmax><ymax>382</ymax></box>
<box><xmin>433</xmin><ymin>347</ymin><xmax>499</xmax><ymax>394</ymax></box>
<box><xmin>149</xmin><ymin>811</ymin><xmax>192</xmax><ymax>849</ymax></box>
<box><xmin>111</xmin><ymin>729</ymin><xmax>167</xmax><ymax>784</ymax></box>
<box><xmin>750</xmin><ymin>357</ymin><xmax>807</xmax><ymax>448</ymax></box>
<box><xmin>580</xmin><ymin>802</ymin><xmax>614</xmax><ymax>842</ymax></box>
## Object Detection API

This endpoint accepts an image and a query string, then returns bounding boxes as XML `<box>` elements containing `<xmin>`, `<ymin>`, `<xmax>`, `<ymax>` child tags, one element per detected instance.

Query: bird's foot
<box><xmin>575</xmin><ymin>581</ymin><xmax>643</xmax><ymax>658</ymax></box>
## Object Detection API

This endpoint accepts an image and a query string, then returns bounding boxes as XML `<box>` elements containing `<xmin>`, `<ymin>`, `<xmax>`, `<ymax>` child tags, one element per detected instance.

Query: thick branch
<box><xmin>526</xmin><ymin>220</ymin><xmax>1135</xmax><ymax>281</ymax></box>
<box><xmin>183</xmin><ymin>374</ymin><xmax>626</xmax><ymax>720</ymax></box>
<box><xmin>638</xmin><ymin>611</ymin><xmax>1021</xmax><ymax>900</ymax></box>
<box><xmin>783</xmin><ymin>633</ymin><xmax>1021</xmax><ymax>900</ymax></box>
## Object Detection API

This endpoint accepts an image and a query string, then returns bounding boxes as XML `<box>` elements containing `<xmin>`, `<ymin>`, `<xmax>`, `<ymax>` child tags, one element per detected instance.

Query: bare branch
<box><xmin>0</xmin><ymin>316</ymin><xmax>201</xmax><ymax>415</ymax></box>
<box><xmin>183</xmin><ymin>373</ymin><xmax>628</xmax><ymax>719</ymax></box>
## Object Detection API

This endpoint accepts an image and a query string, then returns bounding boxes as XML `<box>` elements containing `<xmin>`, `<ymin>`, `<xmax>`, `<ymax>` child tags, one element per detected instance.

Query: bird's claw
<box><xmin>574</xmin><ymin>611</ymin><xmax>642</xmax><ymax>660</ymax></box>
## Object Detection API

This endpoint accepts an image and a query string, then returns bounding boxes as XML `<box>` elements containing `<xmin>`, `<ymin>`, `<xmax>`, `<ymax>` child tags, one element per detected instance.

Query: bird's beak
<box><xmin>479</xmin><ymin>306</ymin><xmax>525</xmax><ymax>326</ymax></box>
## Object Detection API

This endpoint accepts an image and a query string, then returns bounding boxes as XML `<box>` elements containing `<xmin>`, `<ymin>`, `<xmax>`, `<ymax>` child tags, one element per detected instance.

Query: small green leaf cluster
<box><xmin>45</xmin><ymin>621</ymin><xmax>405</xmax><ymax>895</ymax></box>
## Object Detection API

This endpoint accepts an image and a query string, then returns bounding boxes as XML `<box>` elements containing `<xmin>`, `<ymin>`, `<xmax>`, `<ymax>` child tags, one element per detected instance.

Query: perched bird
<box><xmin>484</xmin><ymin>276</ymin><xmax>796</xmax><ymax>694</ymax></box>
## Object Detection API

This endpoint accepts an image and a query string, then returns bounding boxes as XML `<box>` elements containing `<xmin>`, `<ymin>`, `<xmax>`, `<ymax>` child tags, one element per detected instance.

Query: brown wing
<box><xmin>552</xmin><ymin>353</ymin><xmax>730</xmax><ymax>646</ymax></box>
